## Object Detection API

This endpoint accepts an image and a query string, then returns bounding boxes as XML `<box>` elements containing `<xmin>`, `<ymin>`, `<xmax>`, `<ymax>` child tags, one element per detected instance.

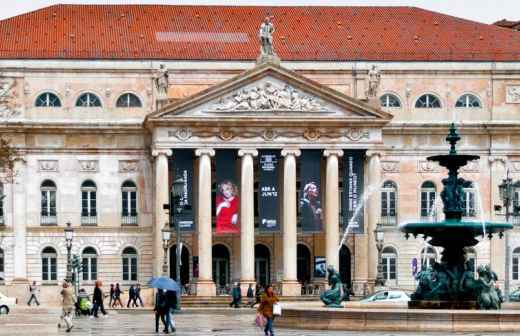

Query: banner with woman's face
<box><xmin>299</xmin><ymin>149</ymin><xmax>323</xmax><ymax>232</ymax></box>
<box><xmin>215</xmin><ymin>150</ymin><xmax>240</xmax><ymax>234</ymax></box>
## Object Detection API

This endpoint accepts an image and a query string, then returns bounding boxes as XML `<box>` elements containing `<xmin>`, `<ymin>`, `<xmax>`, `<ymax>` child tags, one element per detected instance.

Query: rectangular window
<box><xmin>50</xmin><ymin>257</ymin><xmax>57</xmax><ymax>280</ymax></box>
<box><xmin>122</xmin><ymin>257</ymin><xmax>129</xmax><ymax>281</ymax></box>
<box><xmin>82</xmin><ymin>258</ymin><xmax>88</xmax><ymax>281</ymax></box>
<box><xmin>42</xmin><ymin>258</ymin><xmax>48</xmax><ymax>281</ymax></box>
<box><xmin>421</xmin><ymin>191</ymin><xmax>436</xmax><ymax>218</ymax></box>
<box><xmin>91</xmin><ymin>258</ymin><xmax>97</xmax><ymax>280</ymax></box>
<box><xmin>381</xmin><ymin>190</ymin><xmax>396</xmax><ymax>225</ymax></box>
<box><xmin>462</xmin><ymin>189</ymin><xmax>476</xmax><ymax>217</ymax></box>
<box><xmin>122</xmin><ymin>256</ymin><xmax>138</xmax><ymax>281</ymax></box>
<box><xmin>131</xmin><ymin>257</ymin><xmax>137</xmax><ymax>281</ymax></box>
<box><xmin>514</xmin><ymin>257</ymin><xmax>519</xmax><ymax>281</ymax></box>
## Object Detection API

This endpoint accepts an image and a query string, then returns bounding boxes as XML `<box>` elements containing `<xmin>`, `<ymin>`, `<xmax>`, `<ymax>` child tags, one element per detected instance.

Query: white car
<box><xmin>0</xmin><ymin>292</ymin><xmax>17</xmax><ymax>314</ymax></box>
<box><xmin>359</xmin><ymin>290</ymin><xmax>410</xmax><ymax>304</ymax></box>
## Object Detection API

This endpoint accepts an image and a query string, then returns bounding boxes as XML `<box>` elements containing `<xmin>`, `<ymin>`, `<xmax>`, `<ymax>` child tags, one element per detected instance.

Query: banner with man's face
<box><xmin>215</xmin><ymin>150</ymin><xmax>240</xmax><ymax>234</ymax></box>
<box><xmin>170</xmin><ymin>149</ymin><xmax>194</xmax><ymax>232</ymax></box>
<box><xmin>258</xmin><ymin>150</ymin><xmax>280</xmax><ymax>231</ymax></box>
<box><xmin>299</xmin><ymin>149</ymin><xmax>323</xmax><ymax>232</ymax></box>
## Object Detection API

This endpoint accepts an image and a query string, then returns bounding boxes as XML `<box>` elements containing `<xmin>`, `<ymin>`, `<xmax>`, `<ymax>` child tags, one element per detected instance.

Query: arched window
<box><xmin>41</xmin><ymin>180</ymin><xmax>57</xmax><ymax>225</ymax></box>
<box><xmin>82</xmin><ymin>247</ymin><xmax>97</xmax><ymax>281</ymax></box>
<box><xmin>122</xmin><ymin>247</ymin><xmax>138</xmax><ymax>281</ymax></box>
<box><xmin>513</xmin><ymin>247</ymin><xmax>520</xmax><ymax>280</ymax></box>
<box><xmin>0</xmin><ymin>183</ymin><xmax>4</xmax><ymax>225</ymax></box>
<box><xmin>81</xmin><ymin>180</ymin><xmax>97</xmax><ymax>225</ymax></box>
<box><xmin>35</xmin><ymin>92</ymin><xmax>61</xmax><ymax>107</ymax></box>
<box><xmin>415</xmin><ymin>94</ymin><xmax>441</xmax><ymax>108</ymax></box>
<box><xmin>381</xmin><ymin>181</ymin><xmax>397</xmax><ymax>225</ymax></box>
<box><xmin>455</xmin><ymin>94</ymin><xmax>482</xmax><ymax>108</ymax></box>
<box><xmin>76</xmin><ymin>93</ymin><xmax>102</xmax><ymax>107</ymax></box>
<box><xmin>0</xmin><ymin>248</ymin><xmax>4</xmax><ymax>281</ymax></box>
<box><xmin>116</xmin><ymin>93</ymin><xmax>142</xmax><ymax>108</ymax></box>
<box><xmin>380</xmin><ymin>93</ymin><xmax>401</xmax><ymax>108</ymax></box>
<box><xmin>42</xmin><ymin>247</ymin><xmax>57</xmax><ymax>281</ymax></box>
<box><xmin>121</xmin><ymin>181</ymin><xmax>138</xmax><ymax>225</ymax></box>
<box><xmin>382</xmin><ymin>246</ymin><xmax>397</xmax><ymax>281</ymax></box>
<box><xmin>420</xmin><ymin>246</ymin><xmax>437</xmax><ymax>270</ymax></box>
<box><xmin>465</xmin><ymin>247</ymin><xmax>477</xmax><ymax>273</ymax></box>
<box><xmin>420</xmin><ymin>181</ymin><xmax>437</xmax><ymax>221</ymax></box>
<box><xmin>462</xmin><ymin>181</ymin><xmax>476</xmax><ymax>218</ymax></box>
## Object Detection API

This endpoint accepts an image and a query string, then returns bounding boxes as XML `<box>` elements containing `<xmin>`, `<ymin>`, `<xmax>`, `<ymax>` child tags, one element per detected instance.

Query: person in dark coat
<box><xmin>229</xmin><ymin>282</ymin><xmax>242</xmax><ymax>308</ymax></box>
<box><xmin>113</xmin><ymin>283</ymin><xmax>123</xmax><ymax>308</ymax></box>
<box><xmin>135</xmin><ymin>283</ymin><xmax>144</xmax><ymax>307</ymax></box>
<box><xmin>127</xmin><ymin>285</ymin><xmax>136</xmax><ymax>308</ymax></box>
<box><xmin>247</xmin><ymin>284</ymin><xmax>254</xmax><ymax>307</ymax></box>
<box><xmin>253</xmin><ymin>283</ymin><xmax>263</xmax><ymax>307</ymax></box>
<box><xmin>154</xmin><ymin>289</ymin><xmax>169</xmax><ymax>333</ymax></box>
<box><xmin>108</xmin><ymin>284</ymin><xmax>115</xmax><ymax>307</ymax></box>
<box><xmin>165</xmin><ymin>290</ymin><xmax>178</xmax><ymax>333</ymax></box>
<box><xmin>92</xmin><ymin>280</ymin><xmax>107</xmax><ymax>317</ymax></box>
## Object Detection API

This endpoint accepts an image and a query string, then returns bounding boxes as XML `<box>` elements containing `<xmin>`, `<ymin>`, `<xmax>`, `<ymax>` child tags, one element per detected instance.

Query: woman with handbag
<box><xmin>257</xmin><ymin>284</ymin><xmax>279</xmax><ymax>336</ymax></box>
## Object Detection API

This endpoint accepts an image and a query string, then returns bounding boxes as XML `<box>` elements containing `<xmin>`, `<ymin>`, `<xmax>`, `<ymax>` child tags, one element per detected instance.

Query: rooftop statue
<box><xmin>259</xmin><ymin>16</ymin><xmax>276</xmax><ymax>57</ymax></box>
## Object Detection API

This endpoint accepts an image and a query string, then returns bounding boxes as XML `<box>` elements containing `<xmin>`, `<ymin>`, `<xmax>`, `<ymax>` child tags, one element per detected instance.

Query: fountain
<box><xmin>401</xmin><ymin>123</ymin><xmax>513</xmax><ymax>309</ymax></box>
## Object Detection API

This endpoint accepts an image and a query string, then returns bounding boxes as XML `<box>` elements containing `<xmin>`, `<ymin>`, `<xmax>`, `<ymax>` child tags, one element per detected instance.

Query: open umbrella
<box><xmin>148</xmin><ymin>276</ymin><xmax>180</xmax><ymax>292</ymax></box>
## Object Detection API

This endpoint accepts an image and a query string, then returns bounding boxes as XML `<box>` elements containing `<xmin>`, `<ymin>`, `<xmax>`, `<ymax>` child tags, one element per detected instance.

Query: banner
<box><xmin>343</xmin><ymin>150</ymin><xmax>365</xmax><ymax>234</ymax></box>
<box><xmin>299</xmin><ymin>149</ymin><xmax>323</xmax><ymax>232</ymax></box>
<box><xmin>258</xmin><ymin>150</ymin><xmax>280</xmax><ymax>231</ymax></box>
<box><xmin>314</xmin><ymin>256</ymin><xmax>326</xmax><ymax>278</ymax></box>
<box><xmin>215</xmin><ymin>150</ymin><xmax>240</xmax><ymax>234</ymax></box>
<box><xmin>171</xmin><ymin>149</ymin><xmax>195</xmax><ymax>232</ymax></box>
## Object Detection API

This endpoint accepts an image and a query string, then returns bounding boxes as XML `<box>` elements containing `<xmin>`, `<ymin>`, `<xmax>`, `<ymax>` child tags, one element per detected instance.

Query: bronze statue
<box><xmin>320</xmin><ymin>265</ymin><xmax>343</xmax><ymax>308</ymax></box>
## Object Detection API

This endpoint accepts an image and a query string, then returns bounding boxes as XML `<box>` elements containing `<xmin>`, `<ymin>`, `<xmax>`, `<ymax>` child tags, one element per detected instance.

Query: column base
<box><xmin>240</xmin><ymin>279</ymin><xmax>256</xmax><ymax>296</ymax></box>
<box><xmin>195</xmin><ymin>280</ymin><xmax>216</xmax><ymax>297</ymax></box>
<box><xmin>281</xmin><ymin>280</ymin><xmax>301</xmax><ymax>297</ymax></box>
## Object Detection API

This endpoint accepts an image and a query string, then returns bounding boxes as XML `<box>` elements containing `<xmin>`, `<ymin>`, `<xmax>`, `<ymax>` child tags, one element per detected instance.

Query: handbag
<box><xmin>273</xmin><ymin>302</ymin><xmax>282</xmax><ymax>316</ymax></box>
<box><xmin>255</xmin><ymin>313</ymin><xmax>267</xmax><ymax>328</ymax></box>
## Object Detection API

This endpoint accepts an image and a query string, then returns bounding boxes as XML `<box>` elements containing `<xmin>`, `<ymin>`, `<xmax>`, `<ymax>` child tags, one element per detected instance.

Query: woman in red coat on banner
<box><xmin>216</xmin><ymin>180</ymin><xmax>240</xmax><ymax>233</ymax></box>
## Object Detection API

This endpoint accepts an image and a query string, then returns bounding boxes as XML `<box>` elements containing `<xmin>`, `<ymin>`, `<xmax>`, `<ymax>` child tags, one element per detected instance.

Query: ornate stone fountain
<box><xmin>401</xmin><ymin>123</ymin><xmax>513</xmax><ymax>309</ymax></box>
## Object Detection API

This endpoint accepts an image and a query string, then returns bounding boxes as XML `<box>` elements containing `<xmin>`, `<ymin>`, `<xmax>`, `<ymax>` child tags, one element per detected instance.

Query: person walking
<box><xmin>113</xmin><ymin>283</ymin><xmax>123</xmax><ymax>308</ymax></box>
<box><xmin>252</xmin><ymin>283</ymin><xmax>262</xmax><ymax>308</ymax></box>
<box><xmin>91</xmin><ymin>280</ymin><xmax>107</xmax><ymax>318</ymax></box>
<box><xmin>247</xmin><ymin>284</ymin><xmax>254</xmax><ymax>308</ymax></box>
<box><xmin>258</xmin><ymin>284</ymin><xmax>279</xmax><ymax>336</ymax></box>
<box><xmin>58</xmin><ymin>282</ymin><xmax>75</xmax><ymax>333</ymax></box>
<box><xmin>127</xmin><ymin>285</ymin><xmax>136</xmax><ymax>308</ymax></box>
<box><xmin>27</xmin><ymin>281</ymin><xmax>41</xmax><ymax>306</ymax></box>
<box><xmin>154</xmin><ymin>289</ymin><xmax>169</xmax><ymax>334</ymax></box>
<box><xmin>108</xmin><ymin>284</ymin><xmax>115</xmax><ymax>308</ymax></box>
<box><xmin>165</xmin><ymin>290</ymin><xmax>178</xmax><ymax>333</ymax></box>
<box><xmin>229</xmin><ymin>282</ymin><xmax>242</xmax><ymax>308</ymax></box>
<box><xmin>135</xmin><ymin>283</ymin><xmax>144</xmax><ymax>307</ymax></box>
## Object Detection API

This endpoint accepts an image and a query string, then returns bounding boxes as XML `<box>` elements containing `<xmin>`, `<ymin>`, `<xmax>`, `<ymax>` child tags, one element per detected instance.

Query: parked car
<box><xmin>0</xmin><ymin>292</ymin><xmax>17</xmax><ymax>314</ymax></box>
<box><xmin>360</xmin><ymin>290</ymin><xmax>410</xmax><ymax>304</ymax></box>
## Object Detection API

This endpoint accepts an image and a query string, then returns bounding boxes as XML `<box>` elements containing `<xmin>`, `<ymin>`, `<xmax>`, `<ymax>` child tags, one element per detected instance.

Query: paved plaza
<box><xmin>0</xmin><ymin>308</ymin><xmax>517</xmax><ymax>336</ymax></box>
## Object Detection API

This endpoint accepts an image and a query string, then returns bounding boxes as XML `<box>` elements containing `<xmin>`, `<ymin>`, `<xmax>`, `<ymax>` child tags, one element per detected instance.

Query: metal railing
<box><xmin>379</xmin><ymin>215</ymin><xmax>397</xmax><ymax>226</ymax></box>
<box><xmin>182</xmin><ymin>283</ymin><xmax>197</xmax><ymax>296</ymax></box>
<box><xmin>216</xmin><ymin>285</ymin><xmax>231</xmax><ymax>296</ymax></box>
<box><xmin>81</xmin><ymin>216</ymin><xmax>97</xmax><ymax>226</ymax></box>
<box><xmin>301</xmin><ymin>283</ymin><xmax>325</xmax><ymax>296</ymax></box>
<box><xmin>40</xmin><ymin>215</ymin><xmax>57</xmax><ymax>225</ymax></box>
<box><xmin>122</xmin><ymin>215</ymin><xmax>138</xmax><ymax>226</ymax></box>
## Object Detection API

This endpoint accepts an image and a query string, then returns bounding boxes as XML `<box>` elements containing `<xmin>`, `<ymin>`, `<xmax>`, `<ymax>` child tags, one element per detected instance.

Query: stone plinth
<box><xmin>408</xmin><ymin>300</ymin><xmax>478</xmax><ymax>310</ymax></box>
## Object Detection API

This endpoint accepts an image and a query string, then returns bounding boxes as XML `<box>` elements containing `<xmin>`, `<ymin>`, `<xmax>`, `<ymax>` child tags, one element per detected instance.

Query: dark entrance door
<box><xmin>297</xmin><ymin>244</ymin><xmax>311</xmax><ymax>284</ymax></box>
<box><xmin>339</xmin><ymin>245</ymin><xmax>351</xmax><ymax>286</ymax></box>
<box><xmin>170</xmin><ymin>245</ymin><xmax>190</xmax><ymax>285</ymax></box>
<box><xmin>254</xmin><ymin>244</ymin><xmax>270</xmax><ymax>287</ymax></box>
<box><xmin>212</xmin><ymin>244</ymin><xmax>230</xmax><ymax>289</ymax></box>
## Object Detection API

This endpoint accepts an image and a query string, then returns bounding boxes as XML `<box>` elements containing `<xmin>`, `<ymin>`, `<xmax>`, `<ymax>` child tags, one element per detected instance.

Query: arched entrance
<box><xmin>297</xmin><ymin>244</ymin><xmax>311</xmax><ymax>284</ymax></box>
<box><xmin>339</xmin><ymin>245</ymin><xmax>351</xmax><ymax>286</ymax></box>
<box><xmin>255</xmin><ymin>244</ymin><xmax>270</xmax><ymax>287</ymax></box>
<box><xmin>169</xmin><ymin>245</ymin><xmax>190</xmax><ymax>285</ymax></box>
<box><xmin>212</xmin><ymin>244</ymin><xmax>230</xmax><ymax>288</ymax></box>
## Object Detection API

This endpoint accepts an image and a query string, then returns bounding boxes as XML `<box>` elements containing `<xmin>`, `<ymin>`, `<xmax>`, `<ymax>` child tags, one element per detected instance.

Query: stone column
<box><xmin>366</xmin><ymin>151</ymin><xmax>382</xmax><ymax>292</ymax></box>
<box><xmin>239</xmin><ymin>149</ymin><xmax>258</xmax><ymax>292</ymax></box>
<box><xmin>489</xmin><ymin>156</ymin><xmax>507</xmax><ymax>290</ymax></box>
<box><xmin>152</xmin><ymin>149</ymin><xmax>172</xmax><ymax>277</ymax></box>
<box><xmin>195</xmin><ymin>149</ymin><xmax>216</xmax><ymax>296</ymax></box>
<box><xmin>12</xmin><ymin>158</ymin><xmax>27</xmax><ymax>282</ymax></box>
<box><xmin>281</xmin><ymin>148</ymin><xmax>301</xmax><ymax>296</ymax></box>
<box><xmin>324</xmin><ymin>150</ymin><xmax>343</xmax><ymax>272</ymax></box>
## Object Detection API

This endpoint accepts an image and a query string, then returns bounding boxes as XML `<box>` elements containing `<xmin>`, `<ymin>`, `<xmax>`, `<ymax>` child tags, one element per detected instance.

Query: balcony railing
<box><xmin>81</xmin><ymin>215</ymin><xmax>97</xmax><ymax>226</ymax></box>
<box><xmin>380</xmin><ymin>215</ymin><xmax>397</xmax><ymax>226</ymax></box>
<box><xmin>122</xmin><ymin>214</ymin><xmax>138</xmax><ymax>226</ymax></box>
<box><xmin>40</xmin><ymin>215</ymin><xmax>57</xmax><ymax>225</ymax></box>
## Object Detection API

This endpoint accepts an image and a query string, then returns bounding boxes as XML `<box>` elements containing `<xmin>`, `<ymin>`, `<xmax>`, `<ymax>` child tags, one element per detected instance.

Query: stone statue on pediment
<box><xmin>259</xmin><ymin>16</ymin><xmax>276</xmax><ymax>56</ymax></box>
<box><xmin>366</xmin><ymin>65</ymin><xmax>381</xmax><ymax>98</ymax></box>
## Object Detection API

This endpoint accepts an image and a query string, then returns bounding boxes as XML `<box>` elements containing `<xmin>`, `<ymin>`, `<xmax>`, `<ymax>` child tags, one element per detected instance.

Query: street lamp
<box><xmin>498</xmin><ymin>170</ymin><xmax>515</xmax><ymax>302</ymax></box>
<box><xmin>64</xmin><ymin>222</ymin><xmax>74</xmax><ymax>283</ymax></box>
<box><xmin>374</xmin><ymin>223</ymin><xmax>386</xmax><ymax>289</ymax></box>
<box><xmin>171</xmin><ymin>177</ymin><xmax>184</xmax><ymax>310</ymax></box>
<box><xmin>161</xmin><ymin>226</ymin><xmax>171</xmax><ymax>276</ymax></box>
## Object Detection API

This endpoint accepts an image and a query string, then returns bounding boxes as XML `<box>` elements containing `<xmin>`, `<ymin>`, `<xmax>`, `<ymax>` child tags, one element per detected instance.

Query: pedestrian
<box><xmin>247</xmin><ymin>284</ymin><xmax>254</xmax><ymax>307</ymax></box>
<box><xmin>165</xmin><ymin>290</ymin><xmax>178</xmax><ymax>333</ymax></box>
<box><xmin>113</xmin><ymin>283</ymin><xmax>124</xmax><ymax>308</ymax></box>
<box><xmin>258</xmin><ymin>284</ymin><xmax>279</xmax><ymax>336</ymax></box>
<box><xmin>135</xmin><ymin>283</ymin><xmax>144</xmax><ymax>307</ymax></box>
<box><xmin>154</xmin><ymin>289</ymin><xmax>169</xmax><ymax>334</ymax></box>
<box><xmin>58</xmin><ymin>281</ymin><xmax>75</xmax><ymax>333</ymax></box>
<box><xmin>253</xmin><ymin>283</ymin><xmax>262</xmax><ymax>307</ymax></box>
<box><xmin>91</xmin><ymin>280</ymin><xmax>107</xmax><ymax>318</ymax></box>
<box><xmin>27</xmin><ymin>281</ymin><xmax>41</xmax><ymax>306</ymax></box>
<box><xmin>109</xmin><ymin>284</ymin><xmax>115</xmax><ymax>307</ymax></box>
<box><xmin>127</xmin><ymin>285</ymin><xmax>136</xmax><ymax>308</ymax></box>
<box><xmin>229</xmin><ymin>282</ymin><xmax>242</xmax><ymax>308</ymax></box>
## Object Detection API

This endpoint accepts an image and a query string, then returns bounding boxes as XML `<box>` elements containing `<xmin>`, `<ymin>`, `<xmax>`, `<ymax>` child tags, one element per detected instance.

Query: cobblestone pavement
<box><xmin>0</xmin><ymin>307</ymin><xmax>516</xmax><ymax>336</ymax></box>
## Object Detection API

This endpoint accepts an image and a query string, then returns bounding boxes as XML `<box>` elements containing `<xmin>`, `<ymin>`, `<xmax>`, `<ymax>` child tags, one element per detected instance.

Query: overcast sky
<box><xmin>0</xmin><ymin>0</ymin><xmax>517</xmax><ymax>24</ymax></box>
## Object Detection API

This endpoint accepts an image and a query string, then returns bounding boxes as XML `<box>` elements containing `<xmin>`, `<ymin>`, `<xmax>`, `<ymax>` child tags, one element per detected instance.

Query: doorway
<box><xmin>339</xmin><ymin>245</ymin><xmax>351</xmax><ymax>286</ymax></box>
<box><xmin>212</xmin><ymin>244</ymin><xmax>230</xmax><ymax>289</ymax></box>
<box><xmin>255</xmin><ymin>244</ymin><xmax>271</xmax><ymax>287</ymax></box>
<box><xmin>169</xmin><ymin>244</ymin><xmax>190</xmax><ymax>285</ymax></box>
<box><xmin>297</xmin><ymin>244</ymin><xmax>311</xmax><ymax>284</ymax></box>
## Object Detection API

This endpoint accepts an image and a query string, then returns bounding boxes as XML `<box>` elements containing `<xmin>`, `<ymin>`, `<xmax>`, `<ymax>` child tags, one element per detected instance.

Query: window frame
<box><xmin>513</xmin><ymin>247</ymin><xmax>520</xmax><ymax>280</ymax></box>
<box><xmin>75</xmin><ymin>92</ymin><xmax>102</xmax><ymax>107</ymax></box>
<box><xmin>420</xmin><ymin>181</ymin><xmax>437</xmax><ymax>221</ymax></box>
<box><xmin>420</xmin><ymin>246</ymin><xmax>437</xmax><ymax>270</ymax></box>
<box><xmin>116</xmin><ymin>93</ymin><xmax>142</xmax><ymax>108</ymax></box>
<box><xmin>122</xmin><ymin>247</ymin><xmax>138</xmax><ymax>282</ymax></box>
<box><xmin>41</xmin><ymin>247</ymin><xmax>58</xmax><ymax>282</ymax></box>
<box><xmin>81</xmin><ymin>180</ymin><xmax>97</xmax><ymax>225</ymax></box>
<box><xmin>381</xmin><ymin>246</ymin><xmax>397</xmax><ymax>281</ymax></box>
<box><xmin>380</xmin><ymin>181</ymin><xmax>397</xmax><ymax>226</ymax></box>
<box><xmin>81</xmin><ymin>247</ymin><xmax>98</xmax><ymax>282</ymax></box>
<box><xmin>0</xmin><ymin>248</ymin><xmax>4</xmax><ymax>282</ymax></box>
<box><xmin>415</xmin><ymin>94</ymin><xmax>442</xmax><ymax>108</ymax></box>
<box><xmin>35</xmin><ymin>92</ymin><xmax>62</xmax><ymax>107</ymax></box>
<box><xmin>462</xmin><ymin>183</ymin><xmax>477</xmax><ymax>218</ymax></box>
<box><xmin>40</xmin><ymin>180</ymin><xmax>57</xmax><ymax>225</ymax></box>
<box><xmin>455</xmin><ymin>93</ymin><xmax>482</xmax><ymax>108</ymax></box>
<box><xmin>380</xmin><ymin>93</ymin><xmax>401</xmax><ymax>108</ymax></box>
<box><xmin>121</xmin><ymin>181</ymin><xmax>138</xmax><ymax>225</ymax></box>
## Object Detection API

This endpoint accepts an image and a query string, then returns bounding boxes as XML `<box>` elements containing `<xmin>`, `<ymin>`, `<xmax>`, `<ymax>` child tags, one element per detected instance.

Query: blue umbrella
<box><xmin>148</xmin><ymin>276</ymin><xmax>180</xmax><ymax>292</ymax></box>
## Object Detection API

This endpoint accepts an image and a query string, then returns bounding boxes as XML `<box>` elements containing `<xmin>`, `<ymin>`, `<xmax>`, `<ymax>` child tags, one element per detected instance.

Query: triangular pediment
<box><xmin>145</xmin><ymin>62</ymin><xmax>392</xmax><ymax>127</ymax></box>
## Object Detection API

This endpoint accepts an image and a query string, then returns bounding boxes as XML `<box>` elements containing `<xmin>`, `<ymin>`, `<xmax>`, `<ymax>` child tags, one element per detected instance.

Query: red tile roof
<box><xmin>1</xmin><ymin>4</ymin><xmax>520</xmax><ymax>61</ymax></box>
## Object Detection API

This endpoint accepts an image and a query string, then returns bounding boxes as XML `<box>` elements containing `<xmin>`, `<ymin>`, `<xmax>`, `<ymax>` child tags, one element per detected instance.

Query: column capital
<box><xmin>366</xmin><ymin>150</ymin><xmax>383</xmax><ymax>159</ymax></box>
<box><xmin>238</xmin><ymin>149</ymin><xmax>258</xmax><ymax>157</ymax></box>
<box><xmin>281</xmin><ymin>148</ymin><xmax>301</xmax><ymax>157</ymax></box>
<box><xmin>151</xmin><ymin>148</ymin><xmax>172</xmax><ymax>157</ymax></box>
<box><xmin>489</xmin><ymin>156</ymin><xmax>508</xmax><ymax>165</ymax></box>
<box><xmin>323</xmin><ymin>149</ymin><xmax>344</xmax><ymax>158</ymax></box>
<box><xmin>195</xmin><ymin>148</ymin><xmax>215</xmax><ymax>157</ymax></box>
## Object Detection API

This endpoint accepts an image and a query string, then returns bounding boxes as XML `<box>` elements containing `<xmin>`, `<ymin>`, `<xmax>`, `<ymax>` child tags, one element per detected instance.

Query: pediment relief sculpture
<box><xmin>212</xmin><ymin>81</ymin><xmax>328</xmax><ymax>112</ymax></box>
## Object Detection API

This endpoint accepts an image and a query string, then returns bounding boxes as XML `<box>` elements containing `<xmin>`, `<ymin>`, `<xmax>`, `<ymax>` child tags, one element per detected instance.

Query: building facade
<box><xmin>1</xmin><ymin>5</ymin><xmax>520</xmax><ymax>302</ymax></box>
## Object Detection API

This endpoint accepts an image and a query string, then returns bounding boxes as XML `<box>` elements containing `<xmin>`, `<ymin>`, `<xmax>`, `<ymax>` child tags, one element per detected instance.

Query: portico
<box><xmin>145</xmin><ymin>62</ymin><xmax>392</xmax><ymax>296</ymax></box>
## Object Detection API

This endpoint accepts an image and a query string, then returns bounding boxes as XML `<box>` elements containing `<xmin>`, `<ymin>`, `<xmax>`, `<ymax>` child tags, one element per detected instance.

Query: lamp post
<box><xmin>64</xmin><ymin>222</ymin><xmax>74</xmax><ymax>284</ymax></box>
<box><xmin>498</xmin><ymin>170</ymin><xmax>515</xmax><ymax>302</ymax></box>
<box><xmin>171</xmin><ymin>177</ymin><xmax>184</xmax><ymax>310</ymax></box>
<box><xmin>374</xmin><ymin>223</ymin><xmax>386</xmax><ymax>289</ymax></box>
<box><xmin>161</xmin><ymin>226</ymin><xmax>171</xmax><ymax>276</ymax></box>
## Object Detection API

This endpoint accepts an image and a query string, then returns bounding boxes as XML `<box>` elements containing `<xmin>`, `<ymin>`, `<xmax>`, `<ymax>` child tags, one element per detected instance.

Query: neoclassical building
<box><xmin>1</xmin><ymin>5</ymin><xmax>520</xmax><ymax>302</ymax></box>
